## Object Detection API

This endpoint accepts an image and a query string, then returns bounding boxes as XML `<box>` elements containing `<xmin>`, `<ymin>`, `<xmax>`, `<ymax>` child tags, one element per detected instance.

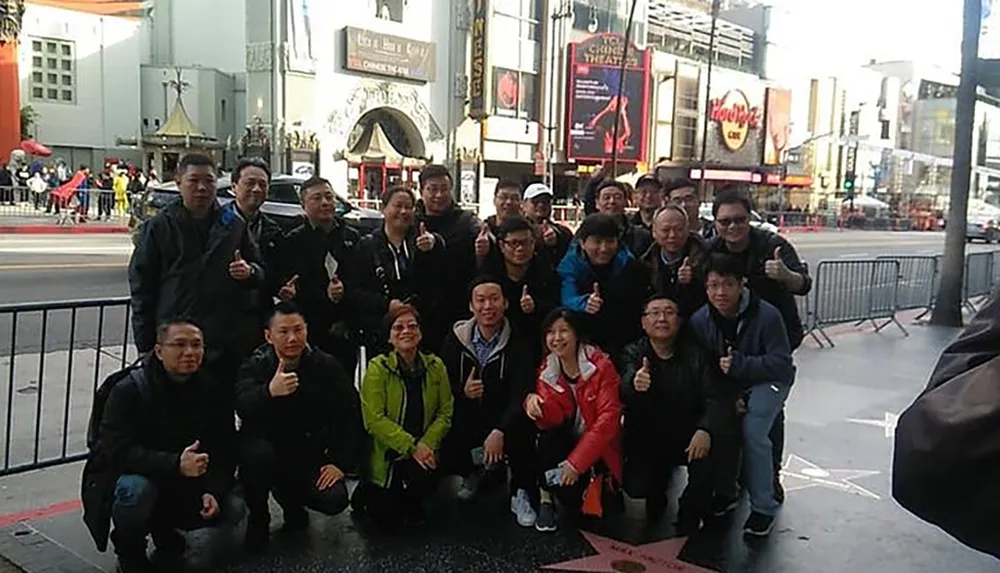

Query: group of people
<box><xmin>0</xmin><ymin>159</ymin><xmax>147</xmax><ymax>219</ymax></box>
<box><xmin>81</xmin><ymin>153</ymin><xmax>811</xmax><ymax>572</ymax></box>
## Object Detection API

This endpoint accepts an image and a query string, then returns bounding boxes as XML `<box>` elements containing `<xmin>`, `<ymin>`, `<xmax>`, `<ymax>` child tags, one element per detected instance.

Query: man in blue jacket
<box><xmin>689</xmin><ymin>253</ymin><xmax>795</xmax><ymax>538</ymax></box>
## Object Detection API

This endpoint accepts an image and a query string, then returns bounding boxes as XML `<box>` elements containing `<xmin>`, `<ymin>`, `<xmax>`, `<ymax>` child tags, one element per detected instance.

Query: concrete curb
<box><xmin>0</xmin><ymin>226</ymin><xmax>129</xmax><ymax>235</ymax></box>
<box><xmin>0</xmin><ymin>524</ymin><xmax>101</xmax><ymax>573</ymax></box>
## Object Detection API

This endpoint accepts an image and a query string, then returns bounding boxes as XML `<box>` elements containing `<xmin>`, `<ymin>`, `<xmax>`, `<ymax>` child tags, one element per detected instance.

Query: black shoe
<box><xmin>245</xmin><ymin>519</ymin><xmax>271</xmax><ymax>553</ymax></box>
<box><xmin>675</xmin><ymin>516</ymin><xmax>702</xmax><ymax>536</ymax></box>
<box><xmin>281</xmin><ymin>507</ymin><xmax>309</xmax><ymax>532</ymax></box>
<box><xmin>115</xmin><ymin>555</ymin><xmax>155</xmax><ymax>573</ymax></box>
<box><xmin>535</xmin><ymin>502</ymin><xmax>557</xmax><ymax>532</ymax></box>
<box><xmin>742</xmin><ymin>512</ymin><xmax>775</xmax><ymax>537</ymax></box>
<box><xmin>711</xmin><ymin>496</ymin><xmax>741</xmax><ymax>517</ymax></box>
<box><xmin>645</xmin><ymin>495</ymin><xmax>667</xmax><ymax>524</ymax></box>
<box><xmin>405</xmin><ymin>500</ymin><xmax>427</xmax><ymax>526</ymax></box>
<box><xmin>150</xmin><ymin>528</ymin><xmax>185</xmax><ymax>562</ymax></box>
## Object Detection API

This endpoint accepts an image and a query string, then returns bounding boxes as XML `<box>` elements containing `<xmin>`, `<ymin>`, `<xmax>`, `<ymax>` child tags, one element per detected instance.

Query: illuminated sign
<box><xmin>709</xmin><ymin>90</ymin><xmax>762</xmax><ymax>152</ymax></box>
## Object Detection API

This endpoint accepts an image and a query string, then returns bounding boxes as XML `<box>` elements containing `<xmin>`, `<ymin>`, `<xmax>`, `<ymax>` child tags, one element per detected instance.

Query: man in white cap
<box><xmin>522</xmin><ymin>183</ymin><xmax>573</xmax><ymax>264</ymax></box>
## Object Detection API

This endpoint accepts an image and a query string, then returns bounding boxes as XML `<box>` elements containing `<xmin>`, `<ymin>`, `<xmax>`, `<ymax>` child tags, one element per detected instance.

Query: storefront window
<box><xmin>491</xmin><ymin>0</ymin><xmax>543</xmax><ymax>121</ymax></box>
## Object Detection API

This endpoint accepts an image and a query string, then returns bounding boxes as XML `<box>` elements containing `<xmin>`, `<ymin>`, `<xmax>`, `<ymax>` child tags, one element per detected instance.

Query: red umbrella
<box><xmin>20</xmin><ymin>140</ymin><xmax>52</xmax><ymax>157</ymax></box>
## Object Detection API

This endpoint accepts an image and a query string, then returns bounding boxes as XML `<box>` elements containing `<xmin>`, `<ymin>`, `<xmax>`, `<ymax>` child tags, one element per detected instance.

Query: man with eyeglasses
<box><xmin>129</xmin><ymin>153</ymin><xmax>265</xmax><ymax>398</ymax></box>
<box><xmin>479</xmin><ymin>180</ymin><xmax>525</xmax><ymax>268</ymax></box>
<box><xmin>665</xmin><ymin>178</ymin><xmax>715</xmax><ymax>239</ymax></box>
<box><xmin>620</xmin><ymin>294</ymin><xmax>740</xmax><ymax>533</ymax></box>
<box><xmin>82</xmin><ymin>319</ymin><xmax>243</xmax><ymax>573</ymax></box>
<box><xmin>630</xmin><ymin>174</ymin><xmax>665</xmax><ymax>231</ymax></box>
<box><xmin>708</xmin><ymin>185</ymin><xmax>811</xmax><ymax>507</ymax></box>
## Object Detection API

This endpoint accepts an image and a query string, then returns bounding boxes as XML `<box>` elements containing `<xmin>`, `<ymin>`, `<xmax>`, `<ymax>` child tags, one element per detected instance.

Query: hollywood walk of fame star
<box><xmin>542</xmin><ymin>531</ymin><xmax>718</xmax><ymax>573</ymax></box>
<box><xmin>780</xmin><ymin>454</ymin><xmax>881</xmax><ymax>500</ymax></box>
<box><xmin>846</xmin><ymin>411</ymin><xmax>899</xmax><ymax>439</ymax></box>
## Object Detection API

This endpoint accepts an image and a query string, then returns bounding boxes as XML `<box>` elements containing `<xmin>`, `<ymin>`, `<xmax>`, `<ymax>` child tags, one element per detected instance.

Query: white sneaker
<box><xmin>457</xmin><ymin>475</ymin><xmax>480</xmax><ymax>501</ymax></box>
<box><xmin>510</xmin><ymin>489</ymin><xmax>537</xmax><ymax>527</ymax></box>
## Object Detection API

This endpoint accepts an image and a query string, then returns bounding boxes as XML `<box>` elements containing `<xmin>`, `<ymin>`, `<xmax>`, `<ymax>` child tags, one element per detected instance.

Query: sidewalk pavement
<box><xmin>0</xmin><ymin>215</ymin><xmax>129</xmax><ymax>235</ymax></box>
<box><xmin>0</xmin><ymin>323</ymin><xmax>994</xmax><ymax>572</ymax></box>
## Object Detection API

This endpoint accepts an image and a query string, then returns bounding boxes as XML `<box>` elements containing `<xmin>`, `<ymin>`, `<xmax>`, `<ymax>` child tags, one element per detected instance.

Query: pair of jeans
<box><xmin>110</xmin><ymin>474</ymin><xmax>245</xmax><ymax>560</ymax></box>
<box><xmin>239</xmin><ymin>437</ymin><xmax>350</xmax><ymax>526</ymax></box>
<box><xmin>742</xmin><ymin>382</ymin><xmax>792</xmax><ymax>516</ymax></box>
<box><xmin>442</xmin><ymin>412</ymin><xmax>537</xmax><ymax>494</ymax></box>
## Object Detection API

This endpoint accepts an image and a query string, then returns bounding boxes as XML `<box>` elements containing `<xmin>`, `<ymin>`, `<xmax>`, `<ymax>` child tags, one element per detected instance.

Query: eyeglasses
<box><xmin>391</xmin><ymin>323</ymin><xmax>421</xmax><ymax>334</ymax></box>
<box><xmin>643</xmin><ymin>308</ymin><xmax>678</xmax><ymax>319</ymax></box>
<box><xmin>502</xmin><ymin>238</ymin><xmax>535</xmax><ymax>250</ymax></box>
<box><xmin>716</xmin><ymin>216</ymin><xmax>749</xmax><ymax>227</ymax></box>
<box><xmin>161</xmin><ymin>341</ymin><xmax>204</xmax><ymax>351</ymax></box>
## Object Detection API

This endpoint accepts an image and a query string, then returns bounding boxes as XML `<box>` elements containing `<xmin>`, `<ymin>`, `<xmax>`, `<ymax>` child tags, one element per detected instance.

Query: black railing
<box><xmin>0</xmin><ymin>297</ymin><xmax>132</xmax><ymax>477</ymax></box>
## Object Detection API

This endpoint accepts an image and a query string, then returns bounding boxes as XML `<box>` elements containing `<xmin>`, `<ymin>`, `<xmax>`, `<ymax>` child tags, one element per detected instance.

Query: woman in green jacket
<box><xmin>354</xmin><ymin>303</ymin><xmax>454</xmax><ymax>531</ymax></box>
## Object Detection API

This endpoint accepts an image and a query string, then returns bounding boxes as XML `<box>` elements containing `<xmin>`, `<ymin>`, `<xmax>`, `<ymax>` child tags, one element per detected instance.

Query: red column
<box><xmin>0</xmin><ymin>41</ymin><xmax>20</xmax><ymax>162</ymax></box>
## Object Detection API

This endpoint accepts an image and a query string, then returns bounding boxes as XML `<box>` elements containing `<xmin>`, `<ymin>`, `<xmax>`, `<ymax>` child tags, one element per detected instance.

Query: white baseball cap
<box><xmin>523</xmin><ymin>183</ymin><xmax>553</xmax><ymax>201</ymax></box>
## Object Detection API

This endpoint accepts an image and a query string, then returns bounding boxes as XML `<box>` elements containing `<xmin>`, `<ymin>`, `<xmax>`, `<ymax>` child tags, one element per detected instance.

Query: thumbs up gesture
<box><xmin>634</xmin><ymin>357</ymin><xmax>652</xmax><ymax>392</ymax></box>
<box><xmin>678</xmin><ymin>256</ymin><xmax>694</xmax><ymax>285</ymax></box>
<box><xmin>179</xmin><ymin>440</ymin><xmax>210</xmax><ymax>477</ymax></box>
<box><xmin>520</xmin><ymin>284</ymin><xmax>536</xmax><ymax>314</ymax></box>
<box><xmin>416</xmin><ymin>222</ymin><xmax>436</xmax><ymax>252</ymax></box>
<box><xmin>541</xmin><ymin>221</ymin><xmax>557</xmax><ymax>247</ymax></box>
<box><xmin>268</xmin><ymin>360</ymin><xmax>300</xmax><ymax>397</ymax></box>
<box><xmin>278</xmin><ymin>274</ymin><xmax>299</xmax><ymax>301</ymax></box>
<box><xmin>464</xmin><ymin>367</ymin><xmax>484</xmax><ymax>400</ymax></box>
<box><xmin>765</xmin><ymin>246</ymin><xmax>791</xmax><ymax>281</ymax></box>
<box><xmin>327</xmin><ymin>274</ymin><xmax>345</xmax><ymax>303</ymax></box>
<box><xmin>475</xmin><ymin>224</ymin><xmax>492</xmax><ymax>258</ymax></box>
<box><xmin>719</xmin><ymin>346</ymin><xmax>734</xmax><ymax>375</ymax></box>
<box><xmin>585</xmin><ymin>282</ymin><xmax>603</xmax><ymax>315</ymax></box>
<box><xmin>229</xmin><ymin>249</ymin><xmax>252</xmax><ymax>280</ymax></box>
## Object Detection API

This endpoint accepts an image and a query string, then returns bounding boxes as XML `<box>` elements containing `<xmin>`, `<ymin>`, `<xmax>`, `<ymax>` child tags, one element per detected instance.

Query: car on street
<box><xmin>699</xmin><ymin>203</ymin><xmax>779</xmax><ymax>234</ymax></box>
<box><xmin>966</xmin><ymin>218</ymin><xmax>998</xmax><ymax>243</ymax></box>
<box><xmin>128</xmin><ymin>174</ymin><xmax>383</xmax><ymax>244</ymax></box>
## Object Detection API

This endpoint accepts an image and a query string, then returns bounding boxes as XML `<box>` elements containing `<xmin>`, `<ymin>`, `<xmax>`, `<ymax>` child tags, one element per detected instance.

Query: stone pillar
<box><xmin>0</xmin><ymin>40</ymin><xmax>20</xmax><ymax>162</ymax></box>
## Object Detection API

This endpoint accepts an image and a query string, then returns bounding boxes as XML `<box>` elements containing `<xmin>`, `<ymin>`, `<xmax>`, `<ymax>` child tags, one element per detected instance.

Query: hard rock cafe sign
<box><xmin>709</xmin><ymin>90</ymin><xmax>761</xmax><ymax>152</ymax></box>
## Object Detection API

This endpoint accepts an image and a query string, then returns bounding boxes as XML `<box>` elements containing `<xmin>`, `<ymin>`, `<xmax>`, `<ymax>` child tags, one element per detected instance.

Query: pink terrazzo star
<box><xmin>542</xmin><ymin>531</ymin><xmax>719</xmax><ymax>573</ymax></box>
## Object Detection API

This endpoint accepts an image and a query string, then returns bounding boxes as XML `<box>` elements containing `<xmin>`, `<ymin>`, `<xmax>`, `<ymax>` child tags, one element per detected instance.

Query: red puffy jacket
<box><xmin>530</xmin><ymin>345</ymin><xmax>623</xmax><ymax>481</ymax></box>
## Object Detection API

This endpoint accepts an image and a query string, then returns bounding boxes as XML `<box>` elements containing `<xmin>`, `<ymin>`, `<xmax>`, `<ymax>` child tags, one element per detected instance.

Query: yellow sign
<box><xmin>709</xmin><ymin>90</ymin><xmax>761</xmax><ymax>152</ymax></box>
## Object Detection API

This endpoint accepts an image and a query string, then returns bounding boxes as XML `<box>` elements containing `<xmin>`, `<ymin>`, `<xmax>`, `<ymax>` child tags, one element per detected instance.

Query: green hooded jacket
<box><xmin>360</xmin><ymin>351</ymin><xmax>454</xmax><ymax>488</ymax></box>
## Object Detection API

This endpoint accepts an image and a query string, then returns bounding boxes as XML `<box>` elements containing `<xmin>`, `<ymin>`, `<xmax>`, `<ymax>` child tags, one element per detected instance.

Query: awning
<box><xmin>20</xmin><ymin>140</ymin><xmax>52</xmax><ymax>157</ymax></box>
<box><xmin>346</xmin><ymin>122</ymin><xmax>424</xmax><ymax>167</ymax></box>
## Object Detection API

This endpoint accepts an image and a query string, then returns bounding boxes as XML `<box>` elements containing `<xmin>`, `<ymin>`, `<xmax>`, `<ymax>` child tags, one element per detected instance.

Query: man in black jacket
<box><xmin>594</xmin><ymin>180</ymin><xmax>653</xmax><ymax>257</ymax></box>
<box><xmin>522</xmin><ymin>183</ymin><xmax>573</xmax><ymax>265</ymax></box>
<box><xmin>236</xmin><ymin>302</ymin><xmax>363</xmax><ymax>551</ymax></box>
<box><xmin>621</xmin><ymin>295</ymin><xmax>740</xmax><ymax>533</ymax></box>
<box><xmin>129</xmin><ymin>153</ymin><xmax>265</xmax><ymax>392</ymax></box>
<box><xmin>629</xmin><ymin>174</ymin><xmax>664</xmax><ymax>231</ymax></box>
<box><xmin>231</xmin><ymin>157</ymin><xmax>285</xmax><ymax>337</ymax></box>
<box><xmin>82</xmin><ymin>319</ymin><xmax>243</xmax><ymax>573</ymax></box>
<box><xmin>708</xmin><ymin>186</ymin><xmax>811</xmax><ymax>501</ymax></box>
<box><xmin>277</xmin><ymin>176</ymin><xmax>361</xmax><ymax>376</ymax></box>
<box><xmin>439</xmin><ymin>277</ymin><xmax>538</xmax><ymax>528</ymax></box>
<box><xmin>414</xmin><ymin>164</ymin><xmax>482</xmax><ymax>350</ymax></box>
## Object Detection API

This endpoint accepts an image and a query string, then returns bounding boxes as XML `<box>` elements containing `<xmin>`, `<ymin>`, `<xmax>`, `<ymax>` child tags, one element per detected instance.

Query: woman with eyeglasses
<box><xmin>353</xmin><ymin>304</ymin><xmax>453</xmax><ymax>533</ymax></box>
<box><xmin>619</xmin><ymin>294</ymin><xmax>740</xmax><ymax>534</ymax></box>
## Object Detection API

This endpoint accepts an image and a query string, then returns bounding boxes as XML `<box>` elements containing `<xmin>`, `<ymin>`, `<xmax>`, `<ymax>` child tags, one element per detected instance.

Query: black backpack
<box><xmin>85</xmin><ymin>359</ymin><xmax>151</xmax><ymax>452</ymax></box>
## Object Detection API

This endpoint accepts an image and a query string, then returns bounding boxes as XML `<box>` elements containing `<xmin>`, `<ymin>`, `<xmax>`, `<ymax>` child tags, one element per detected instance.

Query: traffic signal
<box><xmin>844</xmin><ymin>171</ymin><xmax>856</xmax><ymax>191</ymax></box>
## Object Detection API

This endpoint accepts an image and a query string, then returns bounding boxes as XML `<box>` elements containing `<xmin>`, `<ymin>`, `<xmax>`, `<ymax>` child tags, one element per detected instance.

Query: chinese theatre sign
<box><xmin>710</xmin><ymin>90</ymin><xmax>761</xmax><ymax>151</ymax></box>
<box><xmin>701</xmin><ymin>80</ymin><xmax>765</xmax><ymax>166</ymax></box>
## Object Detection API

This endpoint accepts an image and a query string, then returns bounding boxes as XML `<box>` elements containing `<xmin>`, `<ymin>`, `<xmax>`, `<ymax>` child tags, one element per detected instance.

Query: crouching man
<box><xmin>82</xmin><ymin>319</ymin><xmax>244</xmax><ymax>573</ymax></box>
<box><xmin>236</xmin><ymin>302</ymin><xmax>363</xmax><ymax>551</ymax></box>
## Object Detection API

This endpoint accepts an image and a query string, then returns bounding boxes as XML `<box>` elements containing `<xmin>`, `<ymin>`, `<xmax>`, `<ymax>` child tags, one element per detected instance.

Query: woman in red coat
<box><xmin>524</xmin><ymin>308</ymin><xmax>623</xmax><ymax>533</ymax></box>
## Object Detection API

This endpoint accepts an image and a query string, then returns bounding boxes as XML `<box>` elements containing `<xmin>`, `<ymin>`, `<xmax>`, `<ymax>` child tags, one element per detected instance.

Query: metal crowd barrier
<box><xmin>807</xmin><ymin>259</ymin><xmax>908</xmax><ymax>348</ymax></box>
<box><xmin>0</xmin><ymin>186</ymin><xmax>130</xmax><ymax>222</ymax></box>
<box><xmin>963</xmin><ymin>251</ymin><xmax>995</xmax><ymax>311</ymax></box>
<box><xmin>876</xmin><ymin>255</ymin><xmax>939</xmax><ymax>318</ymax></box>
<box><xmin>0</xmin><ymin>298</ymin><xmax>133</xmax><ymax>477</ymax></box>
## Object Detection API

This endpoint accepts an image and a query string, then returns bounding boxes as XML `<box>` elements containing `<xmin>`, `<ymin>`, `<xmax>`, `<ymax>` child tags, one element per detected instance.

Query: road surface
<box><xmin>0</xmin><ymin>231</ymin><xmax>997</xmax><ymax>356</ymax></box>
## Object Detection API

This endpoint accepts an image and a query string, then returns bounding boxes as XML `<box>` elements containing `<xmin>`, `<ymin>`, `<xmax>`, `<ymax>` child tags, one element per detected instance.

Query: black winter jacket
<box><xmin>620</xmin><ymin>337</ymin><xmax>737</xmax><ymax>456</ymax></box>
<box><xmin>235</xmin><ymin>346</ymin><xmax>363</xmax><ymax>473</ymax></box>
<box><xmin>129</xmin><ymin>200</ymin><xmax>265</xmax><ymax>356</ymax></box>
<box><xmin>82</xmin><ymin>356</ymin><xmax>235</xmax><ymax>550</ymax></box>
<box><xmin>482</xmin><ymin>255</ymin><xmax>560</xmax><ymax>358</ymax></box>
<box><xmin>351</xmin><ymin>225</ymin><xmax>448</xmax><ymax>353</ymax></box>
<box><xmin>640</xmin><ymin>233</ymin><xmax>710</xmax><ymax>317</ymax></box>
<box><xmin>893</xmin><ymin>290</ymin><xmax>1000</xmax><ymax>559</ymax></box>
<box><xmin>438</xmin><ymin>318</ymin><xmax>535</xmax><ymax>438</ymax></box>
<box><xmin>415</xmin><ymin>201</ymin><xmax>481</xmax><ymax>333</ymax></box>
<box><xmin>709</xmin><ymin>227</ymin><xmax>811</xmax><ymax>350</ymax></box>
<box><xmin>279</xmin><ymin>219</ymin><xmax>361</xmax><ymax>347</ymax></box>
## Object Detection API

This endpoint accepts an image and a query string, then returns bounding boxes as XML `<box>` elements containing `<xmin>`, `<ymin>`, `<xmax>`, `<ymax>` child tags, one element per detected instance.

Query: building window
<box><xmin>29</xmin><ymin>37</ymin><xmax>76</xmax><ymax>104</ymax></box>
<box><xmin>490</xmin><ymin>0</ymin><xmax>544</xmax><ymax>121</ymax></box>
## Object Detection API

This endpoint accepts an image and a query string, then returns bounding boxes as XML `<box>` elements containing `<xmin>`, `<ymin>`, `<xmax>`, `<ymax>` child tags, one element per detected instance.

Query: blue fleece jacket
<box><xmin>556</xmin><ymin>242</ymin><xmax>634</xmax><ymax>312</ymax></box>
<box><xmin>689</xmin><ymin>289</ymin><xmax>795</xmax><ymax>388</ymax></box>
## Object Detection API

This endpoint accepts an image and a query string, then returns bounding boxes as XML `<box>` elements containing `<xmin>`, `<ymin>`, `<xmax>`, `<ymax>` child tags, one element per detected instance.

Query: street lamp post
<box><xmin>697</xmin><ymin>0</ymin><xmax>721</xmax><ymax>200</ymax></box>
